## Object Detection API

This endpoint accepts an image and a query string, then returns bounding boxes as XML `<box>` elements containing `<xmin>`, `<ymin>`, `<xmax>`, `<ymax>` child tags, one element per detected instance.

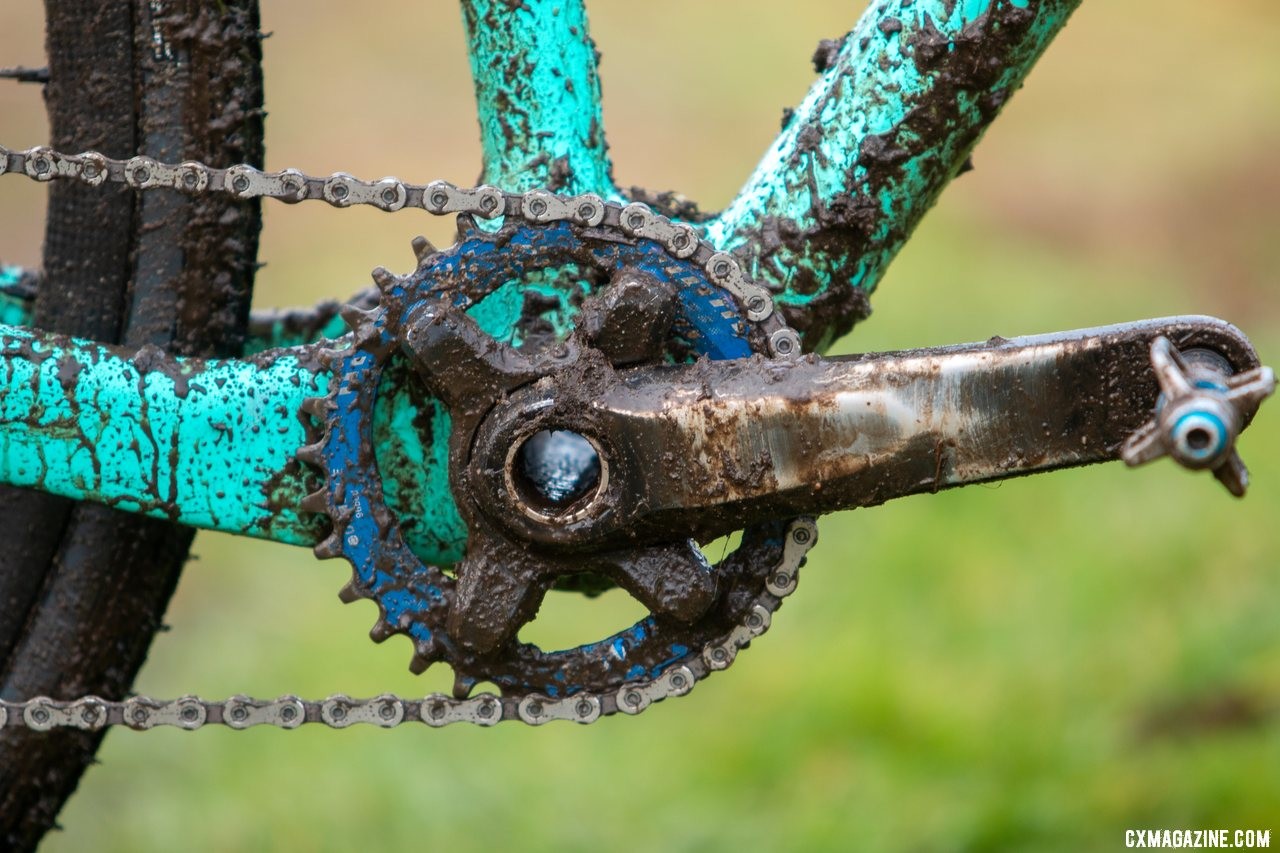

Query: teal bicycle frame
<box><xmin>0</xmin><ymin>0</ymin><xmax>1080</xmax><ymax>559</ymax></box>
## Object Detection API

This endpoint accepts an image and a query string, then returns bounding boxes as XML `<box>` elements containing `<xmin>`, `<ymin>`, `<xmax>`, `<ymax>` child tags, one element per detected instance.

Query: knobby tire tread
<box><xmin>0</xmin><ymin>3</ymin><xmax>263</xmax><ymax>848</ymax></box>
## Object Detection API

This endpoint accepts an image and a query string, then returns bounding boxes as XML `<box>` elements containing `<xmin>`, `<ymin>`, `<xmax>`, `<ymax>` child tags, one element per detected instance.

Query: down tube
<box><xmin>706</xmin><ymin>0</ymin><xmax>1083</xmax><ymax>351</ymax></box>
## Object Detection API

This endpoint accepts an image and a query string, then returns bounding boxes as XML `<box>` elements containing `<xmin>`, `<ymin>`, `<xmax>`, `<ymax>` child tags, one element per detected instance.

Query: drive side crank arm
<box><xmin>469</xmin><ymin>316</ymin><xmax>1271</xmax><ymax>550</ymax></box>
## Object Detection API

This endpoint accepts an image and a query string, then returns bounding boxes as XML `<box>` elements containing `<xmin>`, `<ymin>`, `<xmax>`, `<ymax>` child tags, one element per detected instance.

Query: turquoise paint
<box><xmin>0</xmin><ymin>293</ymin><xmax>29</xmax><ymax>327</ymax></box>
<box><xmin>461</xmin><ymin>0</ymin><xmax>616</xmax><ymax>195</ymax></box>
<box><xmin>0</xmin><ymin>265</ymin><xmax>33</xmax><ymax>327</ymax></box>
<box><xmin>465</xmin><ymin>266</ymin><xmax>589</xmax><ymax>347</ymax></box>
<box><xmin>0</xmin><ymin>325</ymin><xmax>327</xmax><ymax>546</ymax></box>
<box><xmin>705</xmin><ymin>0</ymin><xmax>1081</xmax><ymax>350</ymax></box>
<box><xmin>373</xmin><ymin>363</ymin><xmax>468</xmax><ymax>565</ymax></box>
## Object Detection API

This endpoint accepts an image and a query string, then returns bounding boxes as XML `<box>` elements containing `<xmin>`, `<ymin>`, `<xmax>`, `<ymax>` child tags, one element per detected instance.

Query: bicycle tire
<box><xmin>0</xmin><ymin>3</ymin><xmax>264</xmax><ymax>848</ymax></box>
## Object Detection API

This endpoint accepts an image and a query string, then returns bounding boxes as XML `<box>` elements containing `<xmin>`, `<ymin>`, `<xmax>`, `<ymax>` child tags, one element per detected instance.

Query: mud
<box><xmin>0</xmin><ymin>3</ymin><xmax>264</xmax><ymax>849</ymax></box>
<box><xmin>747</xmin><ymin>6</ymin><xmax>1045</xmax><ymax>351</ymax></box>
<box><xmin>624</xmin><ymin>186</ymin><xmax>711</xmax><ymax>224</ymax></box>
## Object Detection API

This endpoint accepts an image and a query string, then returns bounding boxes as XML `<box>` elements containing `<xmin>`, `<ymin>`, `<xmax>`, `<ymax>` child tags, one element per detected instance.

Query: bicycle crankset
<box><xmin>0</xmin><ymin>146</ymin><xmax>1272</xmax><ymax>730</ymax></box>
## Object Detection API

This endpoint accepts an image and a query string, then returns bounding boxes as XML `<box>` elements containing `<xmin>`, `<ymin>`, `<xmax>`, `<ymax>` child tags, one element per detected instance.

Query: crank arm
<box><xmin>470</xmin><ymin>316</ymin><xmax>1270</xmax><ymax>550</ymax></box>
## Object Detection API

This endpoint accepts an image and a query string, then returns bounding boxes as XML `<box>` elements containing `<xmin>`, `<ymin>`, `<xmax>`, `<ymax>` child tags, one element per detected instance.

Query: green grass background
<box><xmin>1</xmin><ymin>2</ymin><xmax>1278</xmax><ymax>850</ymax></box>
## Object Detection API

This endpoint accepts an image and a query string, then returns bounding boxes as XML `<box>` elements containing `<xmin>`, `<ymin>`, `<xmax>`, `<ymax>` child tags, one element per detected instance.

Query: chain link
<box><xmin>0</xmin><ymin>142</ymin><xmax>811</xmax><ymax>729</ymax></box>
<box><xmin>0</xmin><ymin>144</ymin><xmax>792</xmax><ymax>345</ymax></box>
<box><xmin>0</xmin><ymin>520</ymin><xmax>815</xmax><ymax>730</ymax></box>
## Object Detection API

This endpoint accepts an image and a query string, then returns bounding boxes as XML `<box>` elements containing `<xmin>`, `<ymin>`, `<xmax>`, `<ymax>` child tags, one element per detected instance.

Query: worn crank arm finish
<box><xmin>470</xmin><ymin>317</ymin><xmax>1265</xmax><ymax>550</ymax></box>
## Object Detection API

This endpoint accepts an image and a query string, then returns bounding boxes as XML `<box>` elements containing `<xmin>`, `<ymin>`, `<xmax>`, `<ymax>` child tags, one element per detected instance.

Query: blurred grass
<box><xmin>1</xmin><ymin>1</ymin><xmax>1278</xmax><ymax>850</ymax></box>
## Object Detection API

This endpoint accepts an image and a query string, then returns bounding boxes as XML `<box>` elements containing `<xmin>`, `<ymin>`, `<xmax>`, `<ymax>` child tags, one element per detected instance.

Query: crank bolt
<box><xmin>1168</xmin><ymin>409</ymin><xmax>1229</xmax><ymax>468</ymax></box>
<box><xmin>1121</xmin><ymin>337</ymin><xmax>1275</xmax><ymax>496</ymax></box>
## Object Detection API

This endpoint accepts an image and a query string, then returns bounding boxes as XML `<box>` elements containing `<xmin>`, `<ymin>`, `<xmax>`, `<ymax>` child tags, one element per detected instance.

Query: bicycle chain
<box><xmin>0</xmin><ymin>143</ymin><xmax>812</xmax><ymax>728</ymax></box>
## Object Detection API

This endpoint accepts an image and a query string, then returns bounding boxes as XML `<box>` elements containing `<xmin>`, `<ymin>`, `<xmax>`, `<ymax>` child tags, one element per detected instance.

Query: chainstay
<box><xmin>0</xmin><ymin>520</ymin><xmax>815</xmax><ymax>729</ymax></box>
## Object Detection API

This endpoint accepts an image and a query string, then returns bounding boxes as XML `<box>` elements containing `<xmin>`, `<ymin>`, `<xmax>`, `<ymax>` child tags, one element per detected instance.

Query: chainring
<box><xmin>301</xmin><ymin>203</ymin><xmax>813</xmax><ymax>710</ymax></box>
